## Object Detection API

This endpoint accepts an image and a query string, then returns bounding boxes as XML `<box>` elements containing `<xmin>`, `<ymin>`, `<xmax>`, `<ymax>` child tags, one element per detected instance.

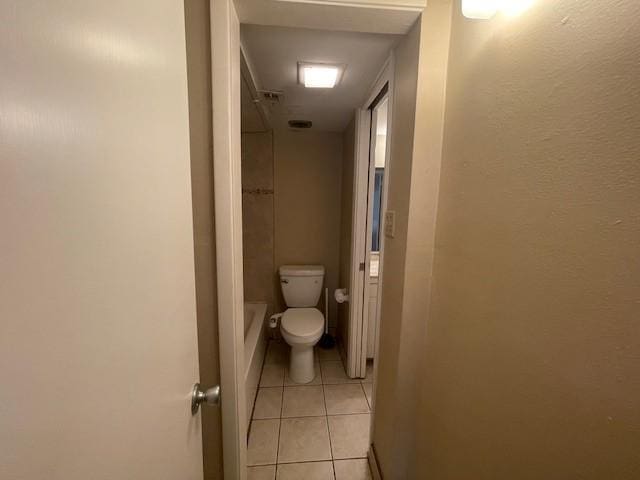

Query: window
<box><xmin>372</xmin><ymin>168</ymin><xmax>384</xmax><ymax>252</ymax></box>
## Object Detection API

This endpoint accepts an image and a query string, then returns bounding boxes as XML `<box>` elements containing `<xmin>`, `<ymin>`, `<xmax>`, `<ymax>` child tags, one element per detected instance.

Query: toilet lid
<box><xmin>281</xmin><ymin>308</ymin><xmax>324</xmax><ymax>337</ymax></box>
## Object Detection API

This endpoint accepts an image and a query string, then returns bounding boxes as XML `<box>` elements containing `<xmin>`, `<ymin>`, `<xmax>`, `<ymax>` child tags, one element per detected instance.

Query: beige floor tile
<box><xmin>278</xmin><ymin>417</ymin><xmax>332</xmax><ymax>463</ymax></box>
<box><xmin>334</xmin><ymin>459</ymin><xmax>372</xmax><ymax>480</ymax></box>
<box><xmin>276</xmin><ymin>461</ymin><xmax>334</xmax><ymax>480</ymax></box>
<box><xmin>253</xmin><ymin>387</ymin><xmax>283</xmax><ymax>419</ymax></box>
<box><xmin>248</xmin><ymin>419</ymin><xmax>280</xmax><ymax>466</ymax></box>
<box><xmin>248</xmin><ymin>465</ymin><xmax>276</xmax><ymax>480</ymax></box>
<box><xmin>362</xmin><ymin>383</ymin><xmax>373</xmax><ymax>410</ymax></box>
<box><xmin>284</xmin><ymin>363</ymin><xmax>321</xmax><ymax>386</ymax></box>
<box><xmin>260</xmin><ymin>364</ymin><xmax>285</xmax><ymax>387</ymax></box>
<box><xmin>320</xmin><ymin>361</ymin><xmax>360</xmax><ymax>384</ymax></box>
<box><xmin>265</xmin><ymin>341</ymin><xmax>289</xmax><ymax>365</ymax></box>
<box><xmin>316</xmin><ymin>345</ymin><xmax>340</xmax><ymax>362</ymax></box>
<box><xmin>282</xmin><ymin>385</ymin><xmax>326</xmax><ymax>417</ymax></box>
<box><xmin>328</xmin><ymin>414</ymin><xmax>370</xmax><ymax>459</ymax></box>
<box><xmin>362</xmin><ymin>363</ymin><xmax>374</xmax><ymax>383</ymax></box>
<box><xmin>324</xmin><ymin>384</ymin><xmax>369</xmax><ymax>415</ymax></box>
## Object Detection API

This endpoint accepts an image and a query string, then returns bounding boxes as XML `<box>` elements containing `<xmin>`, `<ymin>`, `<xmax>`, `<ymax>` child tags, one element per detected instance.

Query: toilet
<box><xmin>279</xmin><ymin>265</ymin><xmax>325</xmax><ymax>384</ymax></box>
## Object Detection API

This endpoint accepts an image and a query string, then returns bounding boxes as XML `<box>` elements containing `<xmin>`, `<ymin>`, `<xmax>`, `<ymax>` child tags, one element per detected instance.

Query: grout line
<box><xmin>279</xmin><ymin>414</ymin><xmax>328</xmax><ymax>419</ymax></box>
<box><xmin>359</xmin><ymin>382</ymin><xmax>371</xmax><ymax>412</ymax></box>
<box><xmin>324</xmin><ymin>384</ymin><xmax>336</xmax><ymax>479</ymax></box>
<box><xmin>322</xmin><ymin>375</ymin><xmax>335</xmax><ymax>478</ymax></box>
<box><xmin>275</xmin><ymin>459</ymin><xmax>334</xmax><ymax>466</ymax></box>
<box><xmin>320</xmin><ymin>378</ymin><xmax>328</xmax><ymax>417</ymax></box>
<box><xmin>277</xmin><ymin>412</ymin><xmax>368</xmax><ymax>419</ymax></box>
<box><xmin>274</xmin><ymin>372</ymin><xmax>285</xmax><ymax>468</ymax></box>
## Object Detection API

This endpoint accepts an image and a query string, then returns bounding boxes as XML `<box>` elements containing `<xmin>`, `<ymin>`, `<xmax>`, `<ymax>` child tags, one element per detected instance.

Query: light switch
<box><xmin>384</xmin><ymin>210</ymin><xmax>396</xmax><ymax>238</ymax></box>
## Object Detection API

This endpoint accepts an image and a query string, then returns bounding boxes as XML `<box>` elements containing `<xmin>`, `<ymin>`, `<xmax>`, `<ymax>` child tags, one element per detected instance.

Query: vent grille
<box><xmin>259</xmin><ymin>90</ymin><xmax>282</xmax><ymax>105</ymax></box>
<box><xmin>288</xmin><ymin>120</ymin><xmax>312</xmax><ymax>129</ymax></box>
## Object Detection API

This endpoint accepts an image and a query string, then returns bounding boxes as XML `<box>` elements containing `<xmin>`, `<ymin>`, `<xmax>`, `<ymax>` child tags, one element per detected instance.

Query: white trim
<box><xmin>364</xmin><ymin>55</ymin><xmax>393</xmax><ymax>108</ymax></box>
<box><xmin>211</xmin><ymin>0</ymin><xmax>247</xmax><ymax>479</ymax></box>
<box><xmin>347</xmin><ymin>108</ymin><xmax>371</xmax><ymax>378</ymax></box>
<box><xmin>372</xmin><ymin>54</ymin><xmax>394</xmax><ymax>365</ymax></box>
<box><xmin>349</xmin><ymin>54</ymin><xmax>395</xmax><ymax>380</ymax></box>
<box><xmin>275</xmin><ymin>0</ymin><xmax>425</xmax><ymax>13</ymax></box>
<box><xmin>360</xmin><ymin>101</ymin><xmax>379</xmax><ymax>375</ymax></box>
<box><xmin>369</xmin><ymin>54</ymin><xmax>395</xmax><ymax>444</ymax></box>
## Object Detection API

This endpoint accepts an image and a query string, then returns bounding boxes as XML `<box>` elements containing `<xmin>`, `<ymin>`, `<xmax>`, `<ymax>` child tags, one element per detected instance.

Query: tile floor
<box><xmin>248</xmin><ymin>341</ymin><xmax>374</xmax><ymax>480</ymax></box>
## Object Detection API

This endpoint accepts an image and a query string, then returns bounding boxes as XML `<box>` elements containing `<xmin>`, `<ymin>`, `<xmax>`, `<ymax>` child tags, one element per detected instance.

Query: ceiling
<box><xmin>235</xmin><ymin>0</ymin><xmax>423</xmax><ymax>35</ymax></box>
<box><xmin>241</xmin><ymin>24</ymin><xmax>400</xmax><ymax>132</ymax></box>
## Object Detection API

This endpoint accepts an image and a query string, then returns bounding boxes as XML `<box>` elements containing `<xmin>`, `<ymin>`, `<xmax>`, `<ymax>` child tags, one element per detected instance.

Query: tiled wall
<box><xmin>242</xmin><ymin>131</ymin><xmax>276</xmax><ymax>316</ymax></box>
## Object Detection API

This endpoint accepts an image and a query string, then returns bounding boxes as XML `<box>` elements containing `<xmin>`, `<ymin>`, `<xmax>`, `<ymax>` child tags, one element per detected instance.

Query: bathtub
<box><xmin>244</xmin><ymin>302</ymin><xmax>267</xmax><ymax>427</ymax></box>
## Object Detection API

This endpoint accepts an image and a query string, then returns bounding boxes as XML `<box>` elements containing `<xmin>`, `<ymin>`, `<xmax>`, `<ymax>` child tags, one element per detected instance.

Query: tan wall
<box><xmin>184</xmin><ymin>1</ymin><xmax>222</xmax><ymax>478</ymax></box>
<box><xmin>372</xmin><ymin>21</ymin><xmax>419</xmax><ymax>475</ymax></box>
<box><xmin>274</xmin><ymin>129</ymin><xmax>343</xmax><ymax>325</ymax></box>
<box><xmin>242</xmin><ymin>131</ymin><xmax>276</xmax><ymax>316</ymax></box>
<box><xmin>338</xmin><ymin>117</ymin><xmax>356</xmax><ymax>346</ymax></box>
<box><xmin>412</xmin><ymin>1</ymin><xmax>640</xmax><ymax>478</ymax></box>
<box><xmin>372</xmin><ymin>3</ymin><xmax>452</xmax><ymax>476</ymax></box>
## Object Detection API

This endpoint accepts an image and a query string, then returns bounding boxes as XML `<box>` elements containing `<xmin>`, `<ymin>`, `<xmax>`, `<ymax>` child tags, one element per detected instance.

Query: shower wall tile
<box><xmin>242</xmin><ymin>131</ymin><xmax>275</xmax><ymax>315</ymax></box>
<box><xmin>242</xmin><ymin>132</ymin><xmax>274</xmax><ymax>191</ymax></box>
<box><xmin>242</xmin><ymin>192</ymin><xmax>275</xmax><ymax>309</ymax></box>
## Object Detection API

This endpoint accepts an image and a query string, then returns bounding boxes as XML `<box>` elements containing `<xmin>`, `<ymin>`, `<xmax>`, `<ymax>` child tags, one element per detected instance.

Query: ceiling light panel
<box><xmin>298</xmin><ymin>62</ymin><xmax>345</xmax><ymax>89</ymax></box>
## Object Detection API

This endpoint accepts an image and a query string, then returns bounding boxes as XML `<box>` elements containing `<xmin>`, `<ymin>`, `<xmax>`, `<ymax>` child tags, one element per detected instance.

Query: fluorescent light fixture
<box><xmin>298</xmin><ymin>62</ymin><xmax>344</xmax><ymax>89</ymax></box>
<box><xmin>462</xmin><ymin>0</ymin><xmax>535</xmax><ymax>19</ymax></box>
<box><xmin>462</xmin><ymin>0</ymin><xmax>498</xmax><ymax>19</ymax></box>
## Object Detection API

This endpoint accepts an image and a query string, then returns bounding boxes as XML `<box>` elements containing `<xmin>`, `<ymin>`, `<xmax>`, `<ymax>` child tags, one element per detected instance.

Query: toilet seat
<box><xmin>281</xmin><ymin>308</ymin><xmax>324</xmax><ymax>341</ymax></box>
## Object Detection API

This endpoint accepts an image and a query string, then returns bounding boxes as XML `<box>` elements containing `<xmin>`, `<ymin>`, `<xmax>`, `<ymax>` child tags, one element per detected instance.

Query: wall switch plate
<box><xmin>384</xmin><ymin>210</ymin><xmax>396</xmax><ymax>238</ymax></box>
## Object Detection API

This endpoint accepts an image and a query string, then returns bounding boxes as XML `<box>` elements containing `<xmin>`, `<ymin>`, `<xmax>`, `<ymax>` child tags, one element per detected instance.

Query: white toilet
<box><xmin>279</xmin><ymin>265</ymin><xmax>325</xmax><ymax>384</ymax></box>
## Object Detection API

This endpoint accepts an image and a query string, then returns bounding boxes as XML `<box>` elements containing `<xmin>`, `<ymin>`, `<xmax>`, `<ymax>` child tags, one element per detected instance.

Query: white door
<box><xmin>347</xmin><ymin>58</ymin><xmax>394</xmax><ymax>378</ymax></box>
<box><xmin>0</xmin><ymin>2</ymin><xmax>204</xmax><ymax>479</ymax></box>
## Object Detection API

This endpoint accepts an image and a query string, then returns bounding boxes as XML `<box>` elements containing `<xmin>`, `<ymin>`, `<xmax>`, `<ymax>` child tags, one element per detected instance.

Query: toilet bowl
<box><xmin>280</xmin><ymin>307</ymin><xmax>324</xmax><ymax>383</ymax></box>
<box><xmin>278</xmin><ymin>265</ymin><xmax>326</xmax><ymax>384</ymax></box>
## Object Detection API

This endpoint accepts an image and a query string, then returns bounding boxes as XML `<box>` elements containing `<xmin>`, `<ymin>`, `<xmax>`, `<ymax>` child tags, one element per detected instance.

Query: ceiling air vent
<box><xmin>288</xmin><ymin>120</ymin><xmax>312</xmax><ymax>129</ymax></box>
<box><xmin>259</xmin><ymin>90</ymin><xmax>282</xmax><ymax>105</ymax></box>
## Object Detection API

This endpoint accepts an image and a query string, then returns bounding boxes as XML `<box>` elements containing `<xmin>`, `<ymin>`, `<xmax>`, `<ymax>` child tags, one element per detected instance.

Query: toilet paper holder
<box><xmin>334</xmin><ymin>288</ymin><xmax>349</xmax><ymax>303</ymax></box>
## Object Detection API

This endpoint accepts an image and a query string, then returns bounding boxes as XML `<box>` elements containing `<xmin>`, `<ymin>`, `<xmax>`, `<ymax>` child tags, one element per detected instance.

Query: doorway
<box><xmin>345</xmin><ymin>60</ymin><xmax>394</xmax><ymax>389</ymax></box>
<box><xmin>236</xmin><ymin>21</ymin><xmax>398</xmax><ymax>479</ymax></box>
<box><xmin>210</xmin><ymin>1</ymin><xmax>419</xmax><ymax>478</ymax></box>
<box><xmin>363</xmin><ymin>83</ymin><xmax>391</xmax><ymax>371</ymax></box>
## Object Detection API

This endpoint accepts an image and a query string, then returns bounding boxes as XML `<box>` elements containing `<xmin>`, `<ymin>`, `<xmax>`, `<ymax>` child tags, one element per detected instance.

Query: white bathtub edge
<box><xmin>244</xmin><ymin>301</ymin><xmax>268</xmax><ymax>433</ymax></box>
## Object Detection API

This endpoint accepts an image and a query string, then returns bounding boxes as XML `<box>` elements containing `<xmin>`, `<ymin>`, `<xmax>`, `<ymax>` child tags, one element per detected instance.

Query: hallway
<box><xmin>2</xmin><ymin>1</ymin><xmax>639</xmax><ymax>479</ymax></box>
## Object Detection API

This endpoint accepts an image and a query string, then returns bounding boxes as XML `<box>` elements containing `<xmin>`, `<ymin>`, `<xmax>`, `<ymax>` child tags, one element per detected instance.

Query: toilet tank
<box><xmin>279</xmin><ymin>265</ymin><xmax>325</xmax><ymax>307</ymax></box>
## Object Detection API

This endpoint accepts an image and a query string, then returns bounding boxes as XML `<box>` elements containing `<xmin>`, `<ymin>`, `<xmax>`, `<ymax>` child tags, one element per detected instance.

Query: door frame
<box><xmin>210</xmin><ymin>0</ymin><xmax>247</xmax><ymax>479</ymax></box>
<box><xmin>210</xmin><ymin>6</ymin><xmax>398</xmax><ymax>472</ymax></box>
<box><xmin>348</xmin><ymin>55</ymin><xmax>395</xmax><ymax>378</ymax></box>
<box><xmin>347</xmin><ymin>107</ymin><xmax>371</xmax><ymax>378</ymax></box>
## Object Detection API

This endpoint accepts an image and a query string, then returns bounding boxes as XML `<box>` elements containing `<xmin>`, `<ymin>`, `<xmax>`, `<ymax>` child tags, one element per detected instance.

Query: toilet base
<box><xmin>288</xmin><ymin>345</ymin><xmax>316</xmax><ymax>384</ymax></box>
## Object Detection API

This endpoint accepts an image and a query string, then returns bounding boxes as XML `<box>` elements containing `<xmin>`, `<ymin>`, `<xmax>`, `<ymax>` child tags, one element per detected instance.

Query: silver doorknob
<box><xmin>191</xmin><ymin>383</ymin><xmax>221</xmax><ymax>415</ymax></box>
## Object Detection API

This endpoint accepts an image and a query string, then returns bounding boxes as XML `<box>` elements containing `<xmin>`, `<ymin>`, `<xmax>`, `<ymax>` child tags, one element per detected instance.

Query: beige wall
<box><xmin>410</xmin><ymin>0</ymin><xmax>640</xmax><ymax>478</ymax></box>
<box><xmin>274</xmin><ymin>129</ymin><xmax>343</xmax><ymax>325</ymax></box>
<box><xmin>372</xmin><ymin>2</ymin><xmax>452</xmax><ymax>476</ymax></box>
<box><xmin>242</xmin><ymin>131</ymin><xmax>276</xmax><ymax>315</ymax></box>
<box><xmin>184</xmin><ymin>1</ymin><xmax>222</xmax><ymax>478</ymax></box>
<box><xmin>338</xmin><ymin>117</ymin><xmax>356</xmax><ymax>345</ymax></box>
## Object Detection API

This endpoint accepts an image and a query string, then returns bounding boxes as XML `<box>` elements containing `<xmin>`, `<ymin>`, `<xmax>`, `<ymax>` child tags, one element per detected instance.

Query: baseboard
<box><xmin>368</xmin><ymin>446</ymin><xmax>383</xmax><ymax>480</ymax></box>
